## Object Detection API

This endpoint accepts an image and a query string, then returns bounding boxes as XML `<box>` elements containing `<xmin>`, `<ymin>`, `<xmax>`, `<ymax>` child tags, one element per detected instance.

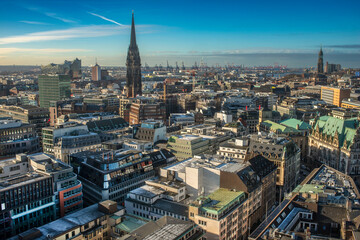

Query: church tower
<box><xmin>317</xmin><ymin>46</ymin><xmax>324</xmax><ymax>74</ymax></box>
<box><xmin>126</xmin><ymin>11</ymin><xmax>142</xmax><ymax>98</ymax></box>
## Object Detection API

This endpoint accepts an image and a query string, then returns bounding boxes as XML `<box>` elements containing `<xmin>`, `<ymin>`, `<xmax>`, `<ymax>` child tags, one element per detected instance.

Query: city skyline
<box><xmin>0</xmin><ymin>0</ymin><xmax>359</xmax><ymax>67</ymax></box>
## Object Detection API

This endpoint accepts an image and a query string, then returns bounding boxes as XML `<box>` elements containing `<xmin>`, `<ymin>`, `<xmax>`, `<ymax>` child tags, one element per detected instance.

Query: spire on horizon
<box><xmin>126</xmin><ymin>11</ymin><xmax>142</xmax><ymax>98</ymax></box>
<box><xmin>130</xmin><ymin>11</ymin><xmax>137</xmax><ymax>49</ymax></box>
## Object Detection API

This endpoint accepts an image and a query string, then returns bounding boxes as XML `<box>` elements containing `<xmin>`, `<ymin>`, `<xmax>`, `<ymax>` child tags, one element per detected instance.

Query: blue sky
<box><xmin>0</xmin><ymin>0</ymin><xmax>359</xmax><ymax>67</ymax></box>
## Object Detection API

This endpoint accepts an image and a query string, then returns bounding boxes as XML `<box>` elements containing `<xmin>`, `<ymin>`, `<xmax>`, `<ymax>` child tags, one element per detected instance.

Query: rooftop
<box><xmin>129</xmin><ymin>216</ymin><xmax>195</xmax><ymax>240</ymax></box>
<box><xmin>294</xmin><ymin>164</ymin><xmax>360</xmax><ymax>203</ymax></box>
<box><xmin>0</xmin><ymin>172</ymin><xmax>49</xmax><ymax>189</ymax></box>
<box><xmin>115</xmin><ymin>215</ymin><xmax>148</xmax><ymax>233</ymax></box>
<box><xmin>130</xmin><ymin>185</ymin><xmax>165</xmax><ymax>199</ymax></box>
<box><xmin>163</xmin><ymin>155</ymin><xmax>246</xmax><ymax>173</ymax></box>
<box><xmin>194</xmin><ymin>188</ymin><xmax>245</xmax><ymax>215</ymax></box>
<box><xmin>172</xmin><ymin>134</ymin><xmax>202</xmax><ymax>141</ymax></box>
<box><xmin>295</xmin><ymin>184</ymin><xmax>325</xmax><ymax>194</ymax></box>
<box><xmin>280</xmin><ymin>118</ymin><xmax>311</xmax><ymax>130</ymax></box>
<box><xmin>16</xmin><ymin>203</ymin><xmax>123</xmax><ymax>239</ymax></box>
<box><xmin>312</xmin><ymin>115</ymin><xmax>358</xmax><ymax>149</ymax></box>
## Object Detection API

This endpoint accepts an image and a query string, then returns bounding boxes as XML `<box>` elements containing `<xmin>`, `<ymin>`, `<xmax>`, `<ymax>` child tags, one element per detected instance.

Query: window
<box><xmin>198</xmin><ymin>220</ymin><xmax>207</xmax><ymax>226</ymax></box>
<box><xmin>66</xmin><ymin>234</ymin><xmax>69</xmax><ymax>239</ymax></box>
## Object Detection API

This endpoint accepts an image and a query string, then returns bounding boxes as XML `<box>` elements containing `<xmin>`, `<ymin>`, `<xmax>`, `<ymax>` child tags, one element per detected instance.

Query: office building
<box><xmin>129</xmin><ymin>100</ymin><xmax>166</xmax><ymax>125</ymax></box>
<box><xmin>259</xmin><ymin>119</ymin><xmax>311</xmax><ymax>162</ymax></box>
<box><xmin>0</xmin><ymin>160</ymin><xmax>55</xmax><ymax>238</ymax></box>
<box><xmin>161</xmin><ymin>154</ymin><xmax>276</xmax><ymax>230</ymax></box>
<box><xmin>0</xmin><ymin>153</ymin><xmax>83</xmax><ymax>220</ymax></box>
<box><xmin>248</xmin><ymin>133</ymin><xmax>301</xmax><ymax>201</ymax></box>
<box><xmin>169</xmin><ymin>113</ymin><xmax>195</xmax><ymax>126</ymax></box>
<box><xmin>125</xmin><ymin>180</ymin><xmax>188</xmax><ymax>221</ymax></box>
<box><xmin>0</xmin><ymin>105</ymin><xmax>49</xmax><ymax>138</ymax></box>
<box><xmin>325</xmin><ymin>62</ymin><xmax>341</xmax><ymax>74</ymax></box>
<box><xmin>38</xmin><ymin>74</ymin><xmax>71</xmax><ymax>108</ymax></box>
<box><xmin>342</xmin><ymin>98</ymin><xmax>360</xmax><ymax>110</ymax></box>
<box><xmin>217</xmin><ymin>137</ymin><xmax>248</xmax><ymax>160</ymax></box>
<box><xmin>321</xmin><ymin>86</ymin><xmax>351</xmax><ymax>107</ymax></box>
<box><xmin>91</xmin><ymin>63</ymin><xmax>101</xmax><ymax>81</ymax></box>
<box><xmin>11</xmin><ymin>200</ymin><xmax>124</xmax><ymax>240</ymax></box>
<box><xmin>238</xmin><ymin>110</ymin><xmax>259</xmax><ymax>134</ymax></box>
<box><xmin>27</xmin><ymin>153</ymin><xmax>83</xmax><ymax>218</ymax></box>
<box><xmin>189</xmin><ymin>188</ymin><xmax>248</xmax><ymax>240</ymax></box>
<box><xmin>120</xmin><ymin>216</ymin><xmax>205</xmax><ymax>240</ymax></box>
<box><xmin>133</xmin><ymin>120</ymin><xmax>167</xmax><ymax>144</ymax></box>
<box><xmin>250</xmin><ymin>165</ymin><xmax>360</xmax><ymax>240</ymax></box>
<box><xmin>0</xmin><ymin>119</ymin><xmax>40</xmax><ymax>159</ymax></box>
<box><xmin>70</xmin><ymin>149</ymin><xmax>174</xmax><ymax>205</ymax></box>
<box><xmin>119</xmin><ymin>97</ymin><xmax>135</xmax><ymax>120</ymax></box>
<box><xmin>166</xmin><ymin>135</ymin><xmax>210</xmax><ymax>161</ymax></box>
<box><xmin>42</xmin><ymin>122</ymin><xmax>89</xmax><ymax>155</ymax></box>
<box><xmin>53</xmin><ymin>130</ymin><xmax>101</xmax><ymax>164</ymax></box>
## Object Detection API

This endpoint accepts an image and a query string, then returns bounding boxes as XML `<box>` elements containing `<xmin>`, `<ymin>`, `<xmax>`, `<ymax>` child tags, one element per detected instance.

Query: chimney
<box><xmin>98</xmin><ymin>200</ymin><xmax>118</xmax><ymax>214</ymax></box>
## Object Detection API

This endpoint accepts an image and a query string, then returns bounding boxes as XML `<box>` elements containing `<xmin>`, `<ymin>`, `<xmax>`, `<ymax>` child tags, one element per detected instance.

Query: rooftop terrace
<box><xmin>193</xmin><ymin>188</ymin><xmax>245</xmax><ymax>215</ymax></box>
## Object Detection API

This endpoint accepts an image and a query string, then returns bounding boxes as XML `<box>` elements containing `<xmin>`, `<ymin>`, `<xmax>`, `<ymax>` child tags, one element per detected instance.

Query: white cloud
<box><xmin>89</xmin><ymin>12</ymin><xmax>124</xmax><ymax>26</ymax></box>
<box><xmin>0</xmin><ymin>25</ymin><xmax>128</xmax><ymax>45</ymax></box>
<box><xmin>19</xmin><ymin>21</ymin><xmax>50</xmax><ymax>25</ymax></box>
<box><xmin>0</xmin><ymin>48</ymin><xmax>92</xmax><ymax>54</ymax></box>
<box><xmin>44</xmin><ymin>12</ymin><xmax>76</xmax><ymax>23</ymax></box>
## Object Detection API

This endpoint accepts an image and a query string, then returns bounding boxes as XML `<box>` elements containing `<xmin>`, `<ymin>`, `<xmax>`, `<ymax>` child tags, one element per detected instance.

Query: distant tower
<box><xmin>126</xmin><ymin>11</ymin><xmax>142</xmax><ymax>98</ymax></box>
<box><xmin>317</xmin><ymin>46</ymin><xmax>324</xmax><ymax>74</ymax></box>
<box><xmin>182</xmin><ymin>61</ymin><xmax>185</xmax><ymax>70</ymax></box>
<box><xmin>92</xmin><ymin>59</ymin><xmax>101</xmax><ymax>81</ymax></box>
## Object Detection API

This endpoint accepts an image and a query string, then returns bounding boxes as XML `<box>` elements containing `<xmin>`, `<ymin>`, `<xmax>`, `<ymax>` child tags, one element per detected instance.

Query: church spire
<box><xmin>130</xmin><ymin>11</ymin><xmax>137</xmax><ymax>48</ymax></box>
<box><xmin>126</xmin><ymin>11</ymin><xmax>142</xmax><ymax>98</ymax></box>
<box><xmin>317</xmin><ymin>45</ymin><xmax>324</xmax><ymax>74</ymax></box>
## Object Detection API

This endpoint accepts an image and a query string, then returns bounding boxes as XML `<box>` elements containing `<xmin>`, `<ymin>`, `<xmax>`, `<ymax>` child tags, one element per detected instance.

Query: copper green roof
<box><xmin>280</xmin><ymin>119</ymin><xmax>311</xmax><ymax>130</ymax></box>
<box><xmin>196</xmin><ymin>188</ymin><xmax>245</xmax><ymax>215</ymax></box>
<box><xmin>262</xmin><ymin>120</ymin><xmax>300</xmax><ymax>133</ymax></box>
<box><xmin>313</xmin><ymin>116</ymin><xmax>358</xmax><ymax>148</ymax></box>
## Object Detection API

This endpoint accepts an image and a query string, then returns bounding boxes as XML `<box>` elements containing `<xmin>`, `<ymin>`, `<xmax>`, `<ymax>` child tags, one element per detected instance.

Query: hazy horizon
<box><xmin>1</xmin><ymin>0</ymin><xmax>359</xmax><ymax>68</ymax></box>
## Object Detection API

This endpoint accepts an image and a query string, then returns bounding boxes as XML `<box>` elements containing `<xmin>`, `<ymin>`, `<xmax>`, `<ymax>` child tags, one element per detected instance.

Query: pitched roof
<box><xmin>280</xmin><ymin>118</ymin><xmax>311</xmax><ymax>130</ymax></box>
<box><xmin>313</xmin><ymin>116</ymin><xmax>358</xmax><ymax>148</ymax></box>
<box><xmin>262</xmin><ymin>120</ymin><xmax>299</xmax><ymax>133</ymax></box>
<box><xmin>248</xmin><ymin>155</ymin><xmax>277</xmax><ymax>178</ymax></box>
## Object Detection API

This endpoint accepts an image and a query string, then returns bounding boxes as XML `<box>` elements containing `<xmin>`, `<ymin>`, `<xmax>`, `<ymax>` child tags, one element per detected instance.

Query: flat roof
<box><xmin>115</xmin><ymin>215</ymin><xmax>148</xmax><ymax>232</ymax></box>
<box><xmin>297</xmin><ymin>184</ymin><xmax>325</xmax><ymax>194</ymax></box>
<box><xmin>130</xmin><ymin>185</ymin><xmax>165</xmax><ymax>198</ymax></box>
<box><xmin>176</xmin><ymin>134</ymin><xmax>202</xmax><ymax>141</ymax></box>
<box><xmin>197</xmin><ymin>188</ymin><xmax>244</xmax><ymax>215</ymax></box>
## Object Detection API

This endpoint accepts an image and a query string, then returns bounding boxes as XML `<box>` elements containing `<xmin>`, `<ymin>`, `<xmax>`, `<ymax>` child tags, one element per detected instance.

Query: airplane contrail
<box><xmin>89</xmin><ymin>12</ymin><xmax>124</xmax><ymax>26</ymax></box>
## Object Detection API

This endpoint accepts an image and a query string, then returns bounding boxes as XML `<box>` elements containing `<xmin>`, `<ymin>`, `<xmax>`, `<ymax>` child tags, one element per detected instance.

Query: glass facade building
<box><xmin>38</xmin><ymin>74</ymin><xmax>71</xmax><ymax>108</ymax></box>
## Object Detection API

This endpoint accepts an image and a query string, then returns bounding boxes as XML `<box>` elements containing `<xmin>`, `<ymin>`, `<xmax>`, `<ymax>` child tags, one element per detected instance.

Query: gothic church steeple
<box><xmin>126</xmin><ymin>11</ymin><xmax>142</xmax><ymax>98</ymax></box>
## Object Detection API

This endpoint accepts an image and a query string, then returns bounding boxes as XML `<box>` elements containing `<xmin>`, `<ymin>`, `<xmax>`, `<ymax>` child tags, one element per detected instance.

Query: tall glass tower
<box><xmin>38</xmin><ymin>74</ymin><xmax>71</xmax><ymax>108</ymax></box>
